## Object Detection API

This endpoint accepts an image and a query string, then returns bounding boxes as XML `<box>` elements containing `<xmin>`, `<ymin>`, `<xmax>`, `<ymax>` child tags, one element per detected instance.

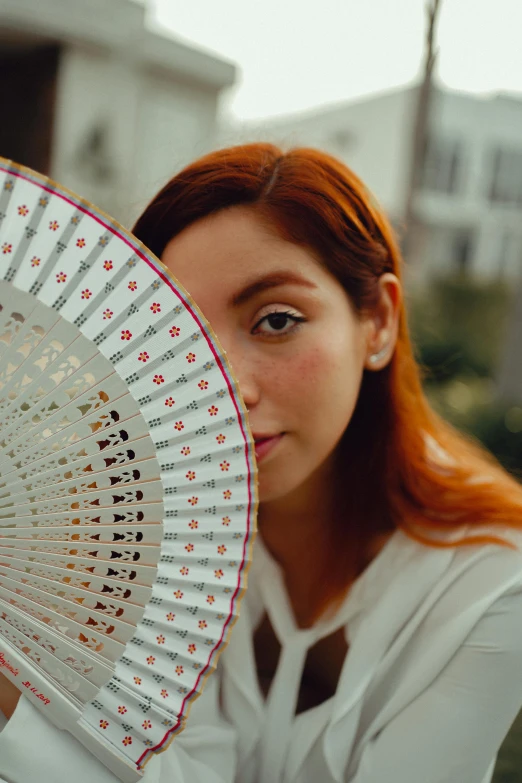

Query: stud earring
<box><xmin>368</xmin><ymin>345</ymin><xmax>389</xmax><ymax>365</ymax></box>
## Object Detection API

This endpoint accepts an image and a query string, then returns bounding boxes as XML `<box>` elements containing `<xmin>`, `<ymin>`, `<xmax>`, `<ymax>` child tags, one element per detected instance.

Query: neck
<box><xmin>258</xmin><ymin>455</ymin><xmax>338</xmax><ymax>581</ymax></box>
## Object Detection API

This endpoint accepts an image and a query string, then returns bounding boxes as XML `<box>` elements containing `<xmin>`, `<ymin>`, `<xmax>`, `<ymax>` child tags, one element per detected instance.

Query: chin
<box><xmin>255</xmin><ymin>466</ymin><xmax>305</xmax><ymax>505</ymax></box>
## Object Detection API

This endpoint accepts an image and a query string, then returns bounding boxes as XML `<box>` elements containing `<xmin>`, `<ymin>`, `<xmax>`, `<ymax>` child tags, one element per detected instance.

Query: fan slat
<box><xmin>0</xmin><ymin>555</ymin><xmax>152</xmax><ymax>605</ymax></box>
<box><xmin>0</xmin><ymin>592</ymin><xmax>125</xmax><ymax>661</ymax></box>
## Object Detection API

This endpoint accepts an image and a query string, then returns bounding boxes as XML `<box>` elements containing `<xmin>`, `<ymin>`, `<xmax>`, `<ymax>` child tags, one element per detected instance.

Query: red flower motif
<box><xmin>121</xmin><ymin>329</ymin><xmax>132</xmax><ymax>340</ymax></box>
<box><xmin>180</xmin><ymin>566</ymin><xmax>189</xmax><ymax>576</ymax></box>
<box><xmin>216</xmin><ymin>434</ymin><xmax>226</xmax><ymax>444</ymax></box>
<box><xmin>214</xmin><ymin>569</ymin><xmax>224</xmax><ymax>579</ymax></box>
<box><xmin>99</xmin><ymin>719</ymin><xmax>109</xmax><ymax>729</ymax></box>
<box><xmin>175</xmin><ymin>665</ymin><xmax>184</xmax><ymax>676</ymax></box>
<box><xmin>161</xmin><ymin>689</ymin><xmax>168</xmax><ymax>698</ymax></box>
<box><xmin>207</xmin><ymin>595</ymin><xmax>215</xmax><ymax>604</ymax></box>
<box><xmin>174</xmin><ymin>421</ymin><xmax>184</xmax><ymax>431</ymax></box>
<box><xmin>186</xmin><ymin>352</ymin><xmax>196</xmax><ymax>363</ymax></box>
<box><xmin>185</xmin><ymin>543</ymin><xmax>194</xmax><ymax>552</ymax></box>
<box><xmin>223</xmin><ymin>490</ymin><xmax>232</xmax><ymax>500</ymax></box>
<box><xmin>147</xmin><ymin>655</ymin><xmax>155</xmax><ymax>665</ymax></box>
<box><xmin>81</xmin><ymin>289</ymin><xmax>92</xmax><ymax>300</ymax></box>
<box><xmin>208</xmin><ymin>405</ymin><xmax>219</xmax><ymax>417</ymax></box>
<box><xmin>118</xmin><ymin>705</ymin><xmax>127</xmax><ymax>715</ymax></box>
<box><xmin>157</xmin><ymin>634</ymin><xmax>165</xmax><ymax>644</ymax></box>
<box><xmin>181</xmin><ymin>446</ymin><xmax>190</xmax><ymax>455</ymax></box>
<box><xmin>49</xmin><ymin>220</ymin><xmax>59</xmax><ymax>231</ymax></box>
<box><xmin>122</xmin><ymin>736</ymin><xmax>132</xmax><ymax>746</ymax></box>
<box><xmin>76</xmin><ymin>238</ymin><xmax>86</xmax><ymax>248</ymax></box>
<box><xmin>103</xmin><ymin>309</ymin><xmax>113</xmax><ymax>320</ymax></box>
<box><xmin>188</xmin><ymin>519</ymin><xmax>198</xmax><ymax>530</ymax></box>
<box><xmin>186</xmin><ymin>470</ymin><xmax>196</xmax><ymax>481</ymax></box>
<box><xmin>217</xmin><ymin>545</ymin><xmax>227</xmax><ymax>555</ymax></box>
<box><xmin>169</xmin><ymin>326</ymin><xmax>180</xmax><ymax>337</ymax></box>
<box><xmin>150</xmin><ymin>302</ymin><xmax>161</xmax><ymax>313</ymax></box>
<box><xmin>17</xmin><ymin>205</ymin><xmax>28</xmax><ymax>216</ymax></box>
<box><xmin>142</xmin><ymin>720</ymin><xmax>152</xmax><ymax>730</ymax></box>
<box><xmin>222</xmin><ymin>516</ymin><xmax>231</xmax><ymax>526</ymax></box>
<box><xmin>31</xmin><ymin>256</ymin><xmax>41</xmax><ymax>267</ymax></box>
<box><xmin>188</xmin><ymin>496</ymin><xmax>198</xmax><ymax>506</ymax></box>
<box><xmin>153</xmin><ymin>374</ymin><xmax>164</xmax><ymax>385</ymax></box>
<box><xmin>166</xmin><ymin>612</ymin><xmax>175</xmax><ymax>621</ymax></box>
<box><xmin>198</xmin><ymin>620</ymin><xmax>208</xmax><ymax>630</ymax></box>
<box><xmin>188</xmin><ymin>643</ymin><xmax>196</xmax><ymax>654</ymax></box>
<box><xmin>128</xmin><ymin>280</ymin><xmax>137</xmax><ymax>291</ymax></box>
<box><xmin>164</xmin><ymin>396</ymin><xmax>175</xmax><ymax>407</ymax></box>
<box><xmin>103</xmin><ymin>260</ymin><xmax>113</xmax><ymax>271</ymax></box>
<box><xmin>220</xmin><ymin>461</ymin><xmax>230</xmax><ymax>472</ymax></box>
<box><xmin>56</xmin><ymin>272</ymin><xmax>67</xmax><ymax>283</ymax></box>
<box><xmin>1</xmin><ymin>243</ymin><xmax>12</xmax><ymax>254</ymax></box>
<box><xmin>198</xmin><ymin>380</ymin><xmax>209</xmax><ymax>390</ymax></box>
<box><xmin>174</xmin><ymin>590</ymin><xmax>184</xmax><ymax>599</ymax></box>
<box><xmin>138</xmin><ymin>351</ymin><xmax>149</xmax><ymax>362</ymax></box>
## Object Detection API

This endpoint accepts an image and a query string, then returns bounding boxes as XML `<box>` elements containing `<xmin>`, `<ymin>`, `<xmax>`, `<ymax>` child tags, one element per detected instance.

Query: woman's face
<box><xmin>161</xmin><ymin>206</ymin><xmax>370</xmax><ymax>505</ymax></box>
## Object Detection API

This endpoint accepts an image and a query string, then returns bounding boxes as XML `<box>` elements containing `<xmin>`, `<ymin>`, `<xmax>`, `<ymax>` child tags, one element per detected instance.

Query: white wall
<box><xmin>51</xmin><ymin>44</ymin><xmax>142</xmax><ymax>222</ymax></box>
<box><xmin>225</xmin><ymin>87</ymin><xmax>416</xmax><ymax>221</ymax></box>
<box><xmin>0</xmin><ymin>0</ymin><xmax>237</xmax><ymax>228</ymax></box>
<box><xmin>130</xmin><ymin>73</ymin><xmax>219</xmax><ymax>226</ymax></box>
<box><xmin>415</xmin><ymin>90</ymin><xmax>522</xmax><ymax>279</ymax></box>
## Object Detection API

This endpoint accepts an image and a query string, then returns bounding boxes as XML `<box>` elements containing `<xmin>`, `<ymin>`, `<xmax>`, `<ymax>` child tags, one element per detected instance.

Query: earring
<box><xmin>368</xmin><ymin>345</ymin><xmax>389</xmax><ymax>365</ymax></box>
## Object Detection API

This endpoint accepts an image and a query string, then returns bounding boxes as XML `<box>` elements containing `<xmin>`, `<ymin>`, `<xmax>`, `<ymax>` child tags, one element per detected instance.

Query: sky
<box><xmin>149</xmin><ymin>0</ymin><xmax>522</xmax><ymax>122</ymax></box>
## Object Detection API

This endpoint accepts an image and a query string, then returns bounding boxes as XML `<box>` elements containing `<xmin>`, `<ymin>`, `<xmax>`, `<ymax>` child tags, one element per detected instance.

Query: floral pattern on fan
<box><xmin>0</xmin><ymin>158</ymin><xmax>257</xmax><ymax>776</ymax></box>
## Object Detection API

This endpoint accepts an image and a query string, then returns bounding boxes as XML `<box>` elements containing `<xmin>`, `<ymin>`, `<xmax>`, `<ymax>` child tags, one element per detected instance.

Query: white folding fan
<box><xmin>0</xmin><ymin>157</ymin><xmax>257</xmax><ymax>781</ymax></box>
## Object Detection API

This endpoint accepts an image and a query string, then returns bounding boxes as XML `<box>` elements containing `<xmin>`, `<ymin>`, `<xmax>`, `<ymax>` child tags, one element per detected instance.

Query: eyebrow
<box><xmin>230</xmin><ymin>272</ymin><xmax>317</xmax><ymax>307</ymax></box>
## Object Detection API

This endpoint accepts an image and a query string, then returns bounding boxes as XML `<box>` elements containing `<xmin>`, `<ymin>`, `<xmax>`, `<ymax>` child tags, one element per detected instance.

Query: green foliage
<box><xmin>409</xmin><ymin>274</ymin><xmax>511</xmax><ymax>382</ymax></box>
<box><xmin>494</xmin><ymin>709</ymin><xmax>522</xmax><ymax>783</ymax></box>
<box><xmin>409</xmin><ymin>274</ymin><xmax>521</xmax><ymax>476</ymax></box>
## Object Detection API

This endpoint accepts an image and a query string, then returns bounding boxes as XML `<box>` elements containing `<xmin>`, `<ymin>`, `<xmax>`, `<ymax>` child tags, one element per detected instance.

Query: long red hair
<box><xmin>133</xmin><ymin>143</ymin><xmax>522</xmax><ymax>620</ymax></box>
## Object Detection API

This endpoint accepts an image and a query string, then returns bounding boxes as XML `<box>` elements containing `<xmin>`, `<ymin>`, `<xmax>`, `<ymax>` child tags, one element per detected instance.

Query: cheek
<box><xmin>266</xmin><ymin>335</ymin><xmax>364</xmax><ymax>422</ymax></box>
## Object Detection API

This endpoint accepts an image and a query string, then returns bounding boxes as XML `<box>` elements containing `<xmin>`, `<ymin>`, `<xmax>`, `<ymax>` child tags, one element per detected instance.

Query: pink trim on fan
<box><xmin>1</xmin><ymin>165</ymin><xmax>255</xmax><ymax>769</ymax></box>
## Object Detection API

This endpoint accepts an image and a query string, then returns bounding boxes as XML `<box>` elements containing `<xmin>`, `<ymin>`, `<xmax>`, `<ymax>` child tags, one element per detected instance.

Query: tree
<box><xmin>496</xmin><ymin>274</ymin><xmax>522</xmax><ymax>404</ymax></box>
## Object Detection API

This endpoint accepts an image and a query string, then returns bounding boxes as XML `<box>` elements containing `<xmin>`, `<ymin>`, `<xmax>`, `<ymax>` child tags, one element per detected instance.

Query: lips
<box><xmin>252</xmin><ymin>433</ymin><xmax>283</xmax><ymax>463</ymax></box>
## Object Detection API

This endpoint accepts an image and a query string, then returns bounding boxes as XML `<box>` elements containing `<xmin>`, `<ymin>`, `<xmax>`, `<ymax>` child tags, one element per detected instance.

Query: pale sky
<box><xmin>149</xmin><ymin>0</ymin><xmax>522</xmax><ymax>122</ymax></box>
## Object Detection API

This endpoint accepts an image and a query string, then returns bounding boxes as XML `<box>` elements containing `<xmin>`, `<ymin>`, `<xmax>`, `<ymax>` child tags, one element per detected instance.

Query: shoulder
<box><xmin>403</xmin><ymin>524</ymin><xmax>522</xmax><ymax>630</ymax></box>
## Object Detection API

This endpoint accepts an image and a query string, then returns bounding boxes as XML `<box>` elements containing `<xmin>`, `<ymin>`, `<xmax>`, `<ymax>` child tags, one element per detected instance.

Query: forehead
<box><xmin>161</xmin><ymin>206</ymin><xmax>328</xmax><ymax>296</ymax></box>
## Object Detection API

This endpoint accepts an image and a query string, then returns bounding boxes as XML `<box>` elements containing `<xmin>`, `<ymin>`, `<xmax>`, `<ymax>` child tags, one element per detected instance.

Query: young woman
<box><xmin>2</xmin><ymin>143</ymin><xmax>522</xmax><ymax>783</ymax></box>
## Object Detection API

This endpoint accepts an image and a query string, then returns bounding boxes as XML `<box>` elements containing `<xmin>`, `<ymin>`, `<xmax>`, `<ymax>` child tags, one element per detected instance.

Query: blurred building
<box><xmin>0</xmin><ymin>0</ymin><xmax>236</xmax><ymax>225</ymax></box>
<box><xmin>227</xmin><ymin>86</ymin><xmax>522</xmax><ymax>282</ymax></box>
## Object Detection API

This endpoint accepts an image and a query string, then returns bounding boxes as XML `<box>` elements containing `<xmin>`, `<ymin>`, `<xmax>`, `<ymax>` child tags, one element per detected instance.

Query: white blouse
<box><xmin>2</xmin><ymin>527</ymin><xmax>522</xmax><ymax>783</ymax></box>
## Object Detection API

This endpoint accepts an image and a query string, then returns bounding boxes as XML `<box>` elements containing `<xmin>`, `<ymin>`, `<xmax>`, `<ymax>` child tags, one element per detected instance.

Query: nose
<box><xmin>224</xmin><ymin>344</ymin><xmax>260</xmax><ymax>413</ymax></box>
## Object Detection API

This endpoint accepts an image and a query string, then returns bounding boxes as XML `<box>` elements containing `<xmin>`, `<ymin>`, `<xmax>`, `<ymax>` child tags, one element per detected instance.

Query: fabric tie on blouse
<box><xmin>223</xmin><ymin>532</ymin><xmax>458</xmax><ymax>783</ymax></box>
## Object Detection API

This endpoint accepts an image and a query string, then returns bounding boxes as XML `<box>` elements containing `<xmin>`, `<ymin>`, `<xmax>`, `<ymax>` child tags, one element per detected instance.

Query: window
<box><xmin>488</xmin><ymin>148</ymin><xmax>522</xmax><ymax>205</ymax></box>
<box><xmin>452</xmin><ymin>228</ymin><xmax>474</xmax><ymax>274</ymax></box>
<box><xmin>421</xmin><ymin>135</ymin><xmax>463</xmax><ymax>195</ymax></box>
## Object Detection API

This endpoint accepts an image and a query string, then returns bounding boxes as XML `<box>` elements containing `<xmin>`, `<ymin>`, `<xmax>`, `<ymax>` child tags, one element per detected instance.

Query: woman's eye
<box><xmin>252</xmin><ymin>310</ymin><xmax>305</xmax><ymax>336</ymax></box>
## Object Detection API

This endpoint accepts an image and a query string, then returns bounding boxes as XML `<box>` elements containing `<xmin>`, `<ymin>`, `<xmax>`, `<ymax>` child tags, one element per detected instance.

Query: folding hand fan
<box><xmin>0</xmin><ymin>157</ymin><xmax>257</xmax><ymax>781</ymax></box>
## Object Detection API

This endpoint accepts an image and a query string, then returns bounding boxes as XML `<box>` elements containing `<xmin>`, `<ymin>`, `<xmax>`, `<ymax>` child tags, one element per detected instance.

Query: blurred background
<box><xmin>0</xmin><ymin>0</ymin><xmax>521</xmax><ymax>778</ymax></box>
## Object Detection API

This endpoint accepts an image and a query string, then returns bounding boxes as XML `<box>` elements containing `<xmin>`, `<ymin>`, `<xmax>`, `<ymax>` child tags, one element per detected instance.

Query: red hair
<box><xmin>133</xmin><ymin>143</ymin><xmax>522</xmax><ymax>620</ymax></box>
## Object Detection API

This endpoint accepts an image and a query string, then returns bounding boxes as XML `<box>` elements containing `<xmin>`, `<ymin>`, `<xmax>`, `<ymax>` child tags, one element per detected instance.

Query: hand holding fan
<box><xmin>0</xmin><ymin>158</ymin><xmax>257</xmax><ymax>780</ymax></box>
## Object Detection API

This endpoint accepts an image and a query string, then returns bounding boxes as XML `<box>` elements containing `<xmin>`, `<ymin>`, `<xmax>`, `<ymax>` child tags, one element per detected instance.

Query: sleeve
<box><xmin>349</xmin><ymin>586</ymin><xmax>522</xmax><ymax>783</ymax></box>
<box><xmin>0</xmin><ymin>670</ymin><xmax>237</xmax><ymax>783</ymax></box>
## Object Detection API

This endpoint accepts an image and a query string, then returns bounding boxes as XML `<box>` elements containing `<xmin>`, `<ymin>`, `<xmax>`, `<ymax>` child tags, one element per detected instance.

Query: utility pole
<box><xmin>403</xmin><ymin>0</ymin><xmax>443</xmax><ymax>278</ymax></box>
<box><xmin>496</xmin><ymin>273</ymin><xmax>522</xmax><ymax>404</ymax></box>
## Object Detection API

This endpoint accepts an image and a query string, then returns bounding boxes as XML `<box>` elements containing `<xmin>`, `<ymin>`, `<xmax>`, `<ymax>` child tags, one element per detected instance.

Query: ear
<box><xmin>363</xmin><ymin>273</ymin><xmax>402</xmax><ymax>371</ymax></box>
